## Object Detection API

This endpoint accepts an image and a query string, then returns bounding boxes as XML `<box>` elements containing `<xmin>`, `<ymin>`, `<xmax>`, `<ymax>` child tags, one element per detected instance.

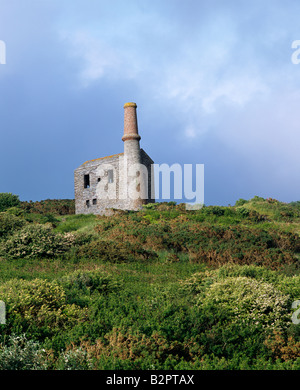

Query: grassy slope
<box><xmin>0</xmin><ymin>196</ymin><xmax>299</xmax><ymax>369</ymax></box>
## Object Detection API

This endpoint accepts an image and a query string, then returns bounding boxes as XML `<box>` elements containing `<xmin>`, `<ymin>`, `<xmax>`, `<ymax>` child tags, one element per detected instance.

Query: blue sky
<box><xmin>0</xmin><ymin>0</ymin><xmax>299</xmax><ymax>205</ymax></box>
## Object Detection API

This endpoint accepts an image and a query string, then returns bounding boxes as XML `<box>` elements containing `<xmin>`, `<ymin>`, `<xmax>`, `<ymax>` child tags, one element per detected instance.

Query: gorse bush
<box><xmin>92</xmin><ymin>204</ymin><xmax>300</xmax><ymax>270</ymax></box>
<box><xmin>5</xmin><ymin>206</ymin><xmax>25</xmax><ymax>217</ymax></box>
<box><xmin>185</xmin><ymin>225</ymin><xmax>299</xmax><ymax>269</ymax></box>
<box><xmin>213</xmin><ymin>264</ymin><xmax>300</xmax><ymax>300</ymax></box>
<box><xmin>175</xmin><ymin>268</ymin><xmax>297</xmax><ymax>362</ymax></box>
<box><xmin>181</xmin><ymin>262</ymin><xmax>300</xmax><ymax>296</ymax></box>
<box><xmin>60</xmin><ymin>269</ymin><xmax>121</xmax><ymax>294</ymax></box>
<box><xmin>75</xmin><ymin>239</ymin><xmax>158</xmax><ymax>263</ymax></box>
<box><xmin>197</xmin><ymin>276</ymin><xmax>290</xmax><ymax>331</ymax></box>
<box><xmin>264</xmin><ymin>330</ymin><xmax>300</xmax><ymax>361</ymax></box>
<box><xmin>0</xmin><ymin>278</ymin><xmax>88</xmax><ymax>336</ymax></box>
<box><xmin>54</xmin><ymin>328</ymin><xmax>196</xmax><ymax>370</ymax></box>
<box><xmin>0</xmin><ymin>212</ymin><xmax>26</xmax><ymax>238</ymax></box>
<box><xmin>0</xmin><ymin>224</ymin><xmax>76</xmax><ymax>259</ymax></box>
<box><xmin>20</xmin><ymin>199</ymin><xmax>75</xmax><ymax>215</ymax></box>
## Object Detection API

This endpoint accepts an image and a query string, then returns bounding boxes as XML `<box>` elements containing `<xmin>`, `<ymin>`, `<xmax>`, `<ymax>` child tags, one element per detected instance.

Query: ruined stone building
<box><xmin>74</xmin><ymin>103</ymin><xmax>155</xmax><ymax>214</ymax></box>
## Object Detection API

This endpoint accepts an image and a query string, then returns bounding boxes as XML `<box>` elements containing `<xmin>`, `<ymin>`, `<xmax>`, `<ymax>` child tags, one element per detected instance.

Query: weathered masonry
<box><xmin>74</xmin><ymin>103</ymin><xmax>155</xmax><ymax>215</ymax></box>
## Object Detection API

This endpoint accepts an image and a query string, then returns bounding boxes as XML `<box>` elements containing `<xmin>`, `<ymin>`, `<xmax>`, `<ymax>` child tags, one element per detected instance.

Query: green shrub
<box><xmin>235</xmin><ymin>198</ymin><xmax>248</xmax><ymax>206</ymax></box>
<box><xmin>290</xmin><ymin>201</ymin><xmax>300</xmax><ymax>209</ymax></box>
<box><xmin>20</xmin><ymin>199</ymin><xmax>75</xmax><ymax>215</ymax></box>
<box><xmin>0</xmin><ymin>212</ymin><xmax>26</xmax><ymax>238</ymax></box>
<box><xmin>5</xmin><ymin>207</ymin><xmax>25</xmax><ymax>217</ymax></box>
<box><xmin>0</xmin><ymin>224</ymin><xmax>76</xmax><ymax>259</ymax></box>
<box><xmin>186</xmin><ymin>225</ymin><xmax>299</xmax><ymax>270</ymax></box>
<box><xmin>142</xmin><ymin>203</ymin><xmax>159</xmax><ymax>210</ymax></box>
<box><xmin>60</xmin><ymin>269</ymin><xmax>121</xmax><ymax>294</ymax></box>
<box><xmin>0</xmin><ymin>334</ymin><xmax>48</xmax><ymax>370</ymax></box>
<box><xmin>0</xmin><ymin>278</ymin><xmax>88</xmax><ymax>335</ymax></box>
<box><xmin>212</xmin><ymin>264</ymin><xmax>300</xmax><ymax>298</ymax></box>
<box><xmin>206</xmin><ymin>206</ymin><xmax>225</xmax><ymax>216</ymax></box>
<box><xmin>214</xmin><ymin>264</ymin><xmax>281</xmax><ymax>283</ymax></box>
<box><xmin>251</xmin><ymin>196</ymin><xmax>266</xmax><ymax>202</ymax></box>
<box><xmin>0</xmin><ymin>193</ymin><xmax>20</xmax><ymax>212</ymax></box>
<box><xmin>55</xmin><ymin>328</ymin><xmax>194</xmax><ymax>370</ymax></box>
<box><xmin>236</xmin><ymin>207</ymin><xmax>250</xmax><ymax>217</ymax></box>
<box><xmin>177</xmin><ymin>272</ymin><xmax>294</xmax><ymax>360</ymax></box>
<box><xmin>55</xmin><ymin>346</ymin><xmax>92</xmax><ymax>370</ymax></box>
<box><xmin>75</xmin><ymin>239</ymin><xmax>157</xmax><ymax>263</ymax></box>
<box><xmin>264</xmin><ymin>330</ymin><xmax>300</xmax><ymax>361</ymax></box>
<box><xmin>39</xmin><ymin>214</ymin><xmax>60</xmax><ymax>226</ymax></box>
<box><xmin>197</xmin><ymin>276</ymin><xmax>290</xmax><ymax>331</ymax></box>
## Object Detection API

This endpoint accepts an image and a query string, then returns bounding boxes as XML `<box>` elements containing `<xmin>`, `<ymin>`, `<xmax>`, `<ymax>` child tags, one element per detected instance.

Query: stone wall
<box><xmin>74</xmin><ymin>150</ymin><xmax>155</xmax><ymax>215</ymax></box>
<box><xmin>74</xmin><ymin>154</ymin><xmax>121</xmax><ymax>215</ymax></box>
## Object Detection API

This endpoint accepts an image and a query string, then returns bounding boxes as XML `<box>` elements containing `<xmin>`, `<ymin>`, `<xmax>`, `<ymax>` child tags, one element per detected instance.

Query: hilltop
<box><xmin>0</xmin><ymin>194</ymin><xmax>299</xmax><ymax>369</ymax></box>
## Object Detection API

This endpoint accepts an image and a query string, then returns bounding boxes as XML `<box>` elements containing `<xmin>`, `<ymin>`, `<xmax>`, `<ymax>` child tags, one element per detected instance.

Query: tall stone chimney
<box><xmin>122</xmin><ymin>102</ymin><xmax>141</xmax><ymax>164</ymax></box>
<box><xmin>122</xmin><ymin>102</ymin><xmax>147</xmax><ymax>207</ymax></box>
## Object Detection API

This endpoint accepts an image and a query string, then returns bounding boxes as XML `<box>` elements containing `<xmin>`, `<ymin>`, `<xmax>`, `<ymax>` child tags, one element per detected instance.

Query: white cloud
<box><xmin>60</xmin><ymin>30</ymin><xmax>122</xmax><ymax>87</ymax></box>
<box><xmin>184</xmin><ymin>125</ymin><xmax>197</xmax><ymax>139</ymax></box>
<box><xmin>201</xmin><ymin>76</ymin><xmax>269</xmax><ymax>113</ymax></box>
<box><xmin>58</xmin><ymin>1</ymin><xmax>300</xmax><ymax>159</ymax></box>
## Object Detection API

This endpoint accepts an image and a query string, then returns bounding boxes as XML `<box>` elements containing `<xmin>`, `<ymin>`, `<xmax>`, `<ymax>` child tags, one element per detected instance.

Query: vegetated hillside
<box><xmin>0</xmin><ymin>194</ymin><xmax>299</xmax><ymax>370</ymax></box>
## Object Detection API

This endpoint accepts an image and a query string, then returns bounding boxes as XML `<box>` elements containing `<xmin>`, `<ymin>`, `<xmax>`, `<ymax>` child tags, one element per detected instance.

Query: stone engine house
<box><xmin>74</xmin><ymin>102</ymin><xmax>155</xmax><ymax>215</ymax></box>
